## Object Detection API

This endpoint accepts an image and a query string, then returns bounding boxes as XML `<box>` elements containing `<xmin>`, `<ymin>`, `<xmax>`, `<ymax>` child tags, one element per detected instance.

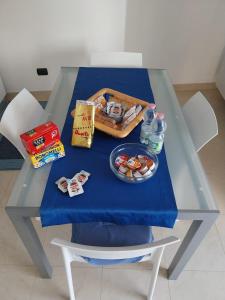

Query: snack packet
<box><xmin>72</xmin><ymin>100</ymin><xmax>95</xmax><ymax>148</ymax></box>
<box><xmin>55</xmin><ymin>177</ymin><xmax>68</xmax><ymax>193</ymax></box>
<box><xmin>74</xmin><ymin>170</ymin><xmax>90</xmax><ymax>185</ymax></box>
<box><xmin>67</xmin><ymin>178</ymin><xmax>84</xmax><ymax>197</ymax></box>
<box><xmin>91</xmin><ymin>95</ymin><xmax>107</xmax><ymax>111</ymax></box>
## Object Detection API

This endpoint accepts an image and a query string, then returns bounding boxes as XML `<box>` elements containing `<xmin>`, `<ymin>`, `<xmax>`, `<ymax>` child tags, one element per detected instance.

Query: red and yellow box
<box><xmin>29</xmin><ymin>141</ymin><xmax>65</xmax><ymax>168</ymax></box>
<box><xmin>20</xmin><ymin>121</ymin><xmax>60</xmax><ymax>155</ymax></box>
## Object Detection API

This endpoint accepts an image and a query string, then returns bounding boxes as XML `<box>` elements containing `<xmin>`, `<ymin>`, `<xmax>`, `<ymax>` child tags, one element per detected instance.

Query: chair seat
<box><xmin>71</xmin><ymin>222</ymin><xmax>153</xmax><ymax>265</ymax></box>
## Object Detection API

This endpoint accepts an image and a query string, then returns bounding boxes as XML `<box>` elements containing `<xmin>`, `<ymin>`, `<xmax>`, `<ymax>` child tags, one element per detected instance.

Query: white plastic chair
<box><xmin>182</xmin><ymin>91</ymin><xmax>218</xmax><ymax>152</ymax></box>
<box><xmin>90</xmin><ymin>51</ymin><xmax>143</xmax><ymax>67</ymax></box>
<box><xmin>0</xmin><ymin>88</ymin><xmax>47</xmax><ymax>158</ymax></box>
<box><xmin>52</xmin><ymin>236</ymin><xmax>179</xmax><ymax>300</ymax></box>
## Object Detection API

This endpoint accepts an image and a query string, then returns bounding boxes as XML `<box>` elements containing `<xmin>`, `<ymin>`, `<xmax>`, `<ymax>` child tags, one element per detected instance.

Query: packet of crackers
<box><xmin>71</xmin><ymin>100</ymin><xmax>95</xmax><ymax>148</ymax></box>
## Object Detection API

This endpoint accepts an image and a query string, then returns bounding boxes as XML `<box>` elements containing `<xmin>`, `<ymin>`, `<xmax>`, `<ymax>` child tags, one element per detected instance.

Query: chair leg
<box><xmin>62</xmin><ymin>248</ymin><xmax>76</xmax><ymax>300</ymax></box>
<box><xmin>147</xmin><ymin>248</ymin><xmax>164</xmax><ymax>300</ymax></box>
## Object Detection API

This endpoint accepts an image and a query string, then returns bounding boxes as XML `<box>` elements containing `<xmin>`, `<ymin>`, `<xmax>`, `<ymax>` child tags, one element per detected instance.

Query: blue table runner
<box><xmin>40</xmin><ymin>67</ymin><xmax>178</xmax><ymax>228</ymax></box>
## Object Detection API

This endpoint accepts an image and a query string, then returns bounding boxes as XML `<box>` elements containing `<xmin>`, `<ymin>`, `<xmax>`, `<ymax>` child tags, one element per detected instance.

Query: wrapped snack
<box><xmin>135</xmin><ymin>104</ymin><xmax>142</xmax><ymax>115</ymax></box>
<box><xmin>139</xmin><ymin>163</ymin><xmax>149</xmax><ymax>175</ymax></box>
<box><xmin>72</xmin><ymin>100</ymin><xmax>95</xmax><ymax>148</ymax></box>
<box><xmin>138</xmin><ymin>155</ymin><xmax>155</xmax><ymax>171</ymax></box>
<box><xmin>55</xmin><ymin>177</ymin><xmax>68</xmax><ymax>193</ymax></box>
<box><xmin>126</xmin><ymin>169</ymin><xmax>133</xmax><ymax>178</ymax></box>
<box><xmin>123</xmin><ymin>105</ymin><xmax>136</xmax><ymax>121</ymax></box>
<box><xmin>118</xmin><ymin>165</ymin><xmax>128</xmax><ymax>174</ymax></box>
<box><xmin>137</xmin><ymin>155</ymin><xmax>146</xmax><ymax>164</ymax></box>
<box><xmin>143</xmin><ymin>169</ymin><xmax>153</xmax><ymax>177</ymax></box>
<box><xmin>106</xmin><ymin>102</ymin><xmax>123</xmax><ymax>122</ymax></box>
<box><xmin>115</xmin><ymin>155</ymin><xmax>129</xmax><ymax>167</ymax></box>
<box><xmin>133</xmin><ymin>171</ymin><xmax>142</xmax><ymax>178</ymax></box>
<box><xmin>91</xmin><ymin>95</ymin><xmax>107</xmax><ymax>111</ymax></box>
<box><xmin>146</xmin><ymin>158</ymin><xmax>155</xmax><ymax>171</ymax></box>
<box><xmin>74</xmin><ymin>170</ymin><xmax>90</xmax><ymax>185</ymax></box>
<box><xmin>67</xmin><ymin>178</ymin><xmax>84</xmax><ymax>197</ymax></box>
<box><xmin>122</xmin><ymin>113</ymin><xmax>137</xmax><ymax>128</ymax></box>
<box><xmin>127</xmin><ymin>157</ymin><xmax>141</xmax><ymax>170</ymax></box>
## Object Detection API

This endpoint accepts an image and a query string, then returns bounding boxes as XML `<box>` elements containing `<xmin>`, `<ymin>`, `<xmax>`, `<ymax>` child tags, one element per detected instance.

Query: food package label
<box><xmin>29</xmin><ymin>141</ymin><xmax>65</xmax><ymax>168</ymax></box>
<box><xmin>71</xmin><ymin>100</ymin><xmax>95</xmax><ymax>148</ymax></box>
<box><xmin>20</xmin><ymin>121</ymin><xmax>60</xmax><ymax>155</ymax></box>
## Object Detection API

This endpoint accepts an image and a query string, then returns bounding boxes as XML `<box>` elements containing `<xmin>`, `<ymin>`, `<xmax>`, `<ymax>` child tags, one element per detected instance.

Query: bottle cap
<box><xmin>147</xmin><ymin>103</ymin><xmax>156</xmax><ymax>110</ymax></box>
<box><xmin>156</xmin><ymin>112</ymin><xmax>164</xmax><ymax>120</ymax></box>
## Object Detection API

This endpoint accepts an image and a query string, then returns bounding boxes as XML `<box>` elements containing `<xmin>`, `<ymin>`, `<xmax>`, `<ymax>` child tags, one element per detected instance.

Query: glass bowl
<box><xmin>109</xmin><ymin>143</ymin><xmax>158</xmax><ymax>183</ymax></box>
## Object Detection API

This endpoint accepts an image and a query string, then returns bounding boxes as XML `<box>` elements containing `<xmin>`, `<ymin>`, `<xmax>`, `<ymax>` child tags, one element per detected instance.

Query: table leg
<box><xmin>168</xmin><ymin>213</ymin><xmax>218</xmax><ymax>280</ymax></box>
<box><xmin>6</xmin><ymin>212</ymin><xmax>52</xmax><ymax>278</ymax></box>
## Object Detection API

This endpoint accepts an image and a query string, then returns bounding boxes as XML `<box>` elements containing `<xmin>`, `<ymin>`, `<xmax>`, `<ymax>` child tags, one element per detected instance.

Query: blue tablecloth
<box><xmin>40</xmin><ymin>67</ymin><xmax>177</xmax><ymax>228</ymax></box>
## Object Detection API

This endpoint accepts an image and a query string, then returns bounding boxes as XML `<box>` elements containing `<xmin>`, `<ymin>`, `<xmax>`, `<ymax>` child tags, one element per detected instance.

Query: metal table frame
<box><xmin>5</xmin><ymin>67</ymin><xmax>219</xmax><ymax>280</ymax></box>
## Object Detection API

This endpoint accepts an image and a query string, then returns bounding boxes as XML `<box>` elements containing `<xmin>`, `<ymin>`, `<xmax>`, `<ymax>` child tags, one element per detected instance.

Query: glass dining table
<box><xmin>5</xmin><ymin>67</ymin><xmax>219</xmax><ymax>280</ymax></box>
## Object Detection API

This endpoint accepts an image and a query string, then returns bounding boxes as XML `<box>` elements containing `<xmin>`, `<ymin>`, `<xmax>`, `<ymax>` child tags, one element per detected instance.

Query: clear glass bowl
<box><xmin>109</xmin><ymin>143</ymin><xmax>158</xmax><ymax>183</ymax></box>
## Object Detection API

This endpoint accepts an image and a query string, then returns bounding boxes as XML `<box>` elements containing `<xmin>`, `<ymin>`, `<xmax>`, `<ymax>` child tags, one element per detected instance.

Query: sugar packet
<box><xmin>73</xmin><ymin>170</ymin><xmax>90</xmax><ymax>186</ymax></box>
<box><xmin>67</xmin><ymin>178</ymin><xmax>84</xmax><ymax>197</ymax></box>
<box><xmin>55</xmin><ymin>177</ymin><xmax>68</xmax><ymax>193</ymax></box>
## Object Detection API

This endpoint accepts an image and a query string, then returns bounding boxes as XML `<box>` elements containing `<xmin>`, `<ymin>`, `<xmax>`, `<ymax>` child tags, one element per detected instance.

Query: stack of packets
<box><xmin>55</xmin><ymin>170</ymin><xmax>90</xmax><ymax>197</ymax></box>
<box><xmin>114</xmin><ymin>154</ymin><xmax>156</xmax><ymax>179</ymax></box>
<box><xmin>20</xmin><ymin>121</ymin><xmax>65</xmax><ymax>168</ymax></box>
<box><xmin>71</xmin><ymin>100</ymin><xmax>95</xmax><ymax>148</ymax></box>
<box><xmin>95</xmin><ymin>94</ymin><xmax>142</xmax><ymax>129</ymax></box>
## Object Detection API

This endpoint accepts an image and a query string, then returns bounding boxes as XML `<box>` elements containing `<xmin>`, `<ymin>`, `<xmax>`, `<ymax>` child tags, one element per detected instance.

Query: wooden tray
<box><xmin>71</xmin><ymin>88</ymin><xmax>150</xmax><ymax>138</ymax></box>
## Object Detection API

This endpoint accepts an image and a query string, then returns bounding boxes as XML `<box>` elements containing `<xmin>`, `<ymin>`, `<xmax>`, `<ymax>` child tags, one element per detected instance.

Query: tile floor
<box><xmin>0</xmin><ymin>88</ymin><xmax>225</xmax><ymax>299</ymax></box>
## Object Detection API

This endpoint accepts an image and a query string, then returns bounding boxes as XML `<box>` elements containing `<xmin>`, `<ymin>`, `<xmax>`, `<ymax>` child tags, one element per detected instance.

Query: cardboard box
<box><xmin>29</xmin><ymin>141</ymin><xmax>65</xmax><ymax>168</ymax></box>
<box><xmin>20</xmin><ymin>121</ymin><xmax>60</xmax><ymax>155</ymax></box>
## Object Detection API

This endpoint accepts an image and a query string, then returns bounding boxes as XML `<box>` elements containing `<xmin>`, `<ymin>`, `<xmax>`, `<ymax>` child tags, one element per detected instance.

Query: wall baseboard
<box><xmin>5</xmin><ymin>90</ymin><xmax>51</xmax><ymax>102</ymax></box>
<box><xmin>174</xmin><ymin>82</ymin><xmax>216</xmax><ymax>91</ymax></box>
<box><xmin>4</xmin><ymin>83</ymin><xmax>217</xmax><ymax>102</ymax></box>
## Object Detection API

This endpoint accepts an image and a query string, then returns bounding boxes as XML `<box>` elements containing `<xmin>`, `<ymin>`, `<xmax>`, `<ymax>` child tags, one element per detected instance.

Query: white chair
<box><xmin>52</xmin><ymin>236</ymin><xmax>179</xmax><ymax>300</ymax></box>
<box><xmin>0</xmin><ymin>88</ymin><xmax>47</xmax><ymax>158</ymax></box>
<box><xmin>90</xmin><ymin>51</ymin><xmax>143</xmax><ymax>67</ymax></box>
<box><xmin>182</xmin><ymin>91</ymin><xmax>218</xmax><ymax>152</ymax></box>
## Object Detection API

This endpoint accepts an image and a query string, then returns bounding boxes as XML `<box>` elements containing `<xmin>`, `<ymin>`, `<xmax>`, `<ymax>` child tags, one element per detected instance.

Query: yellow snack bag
<box><xmin>71</xmin><ymin>100</ymin><xmax>95</xmax><ymax>148</ymax></box>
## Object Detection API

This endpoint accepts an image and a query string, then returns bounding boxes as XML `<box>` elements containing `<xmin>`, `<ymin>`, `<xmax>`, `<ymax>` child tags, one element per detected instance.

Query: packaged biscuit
<box><xmin>71</xmin><ymin>100</ymin><xmax>95</xmax><ymax>148</ymax></box>
<box><xmin>20</xmin><ymin>121</ymin><xmax>60</xmax><ymax>155</ymax></box>
<box><xmin>29</xmin><ymin>141</ymin><xmax>65</xmax><ymax>168</ymax></box>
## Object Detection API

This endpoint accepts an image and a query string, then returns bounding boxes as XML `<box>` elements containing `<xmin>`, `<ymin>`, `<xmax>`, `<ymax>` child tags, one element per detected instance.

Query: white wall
<box><xmin>1</xmin><ymin>0</ymin><xmax>225</xmax><ymax>91</ymax></box>
<box><xmin>216</xmin><ymin>47</ymin><xmax>225</xmax><ymax>98</ymax></box>
<box><xmin>0</xmin><ymin>0</ymin><xmax>127</xmax><ymax>92</ymax></box>
<box><xmin>125</xmin><ymin>0</ymin><xmax>225</xmax><ymax>84</ymax></box>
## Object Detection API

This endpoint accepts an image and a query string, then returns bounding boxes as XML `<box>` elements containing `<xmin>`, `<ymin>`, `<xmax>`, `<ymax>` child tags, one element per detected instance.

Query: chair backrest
<box><xmin>90</xmin><ymin>51</ymin><xmax>143</xmax><ymax>67</ymax></box>
<box><xmin>0</xmin><ymin>88</ymin><xmax>47</xmax><ymax>158</ymax></box>
<box><xmin>52</xmin><ymin>236</ymin><xmax>179</xmax><ymax>300</ymax></box>
<box><xmin>52</xmin><ymin>236</ymin><xmax>178</xmax><ymax>261</ymax></box>
<box><xmin>182</xmin><ymin>92</ymin><xmax>218</xmax><ymax>152</ymax></box>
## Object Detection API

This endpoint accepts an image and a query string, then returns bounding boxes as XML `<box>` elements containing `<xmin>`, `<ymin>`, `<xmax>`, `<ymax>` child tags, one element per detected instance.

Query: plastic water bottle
<box><xmin>140</xmin><ymin>103</ymin><xmax>156</xmax><ymax>145</ymax></box>
<box><xmin>148</xmin><ymin>112</ymin><xmax>167</xmax><ymax>154</ymax></box>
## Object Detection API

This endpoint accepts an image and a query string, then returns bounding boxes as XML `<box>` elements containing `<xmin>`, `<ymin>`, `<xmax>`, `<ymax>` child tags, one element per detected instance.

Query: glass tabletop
<box><xmin>6</xmin><ymin>67</ymin><xmax>217</xmax><ymax>212</ymax></box>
